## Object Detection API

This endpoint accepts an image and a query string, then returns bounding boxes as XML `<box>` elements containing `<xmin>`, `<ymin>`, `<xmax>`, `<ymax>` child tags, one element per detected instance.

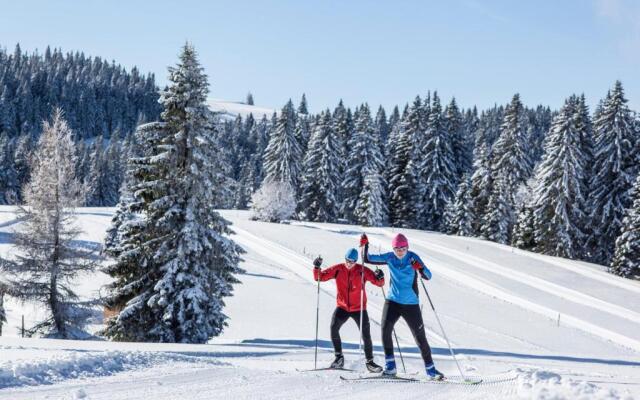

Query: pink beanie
<box><xmin>391</xmin><ymin>233</ymin><xmax>409</xmax><ymax>248</ymax></box>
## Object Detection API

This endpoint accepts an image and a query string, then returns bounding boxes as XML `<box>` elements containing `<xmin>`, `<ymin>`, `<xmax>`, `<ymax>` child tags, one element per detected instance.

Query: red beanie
<box><xmin>391</xmin><ymin>233</ymin><xmax>408</xmax><ymax>248</ymax></box>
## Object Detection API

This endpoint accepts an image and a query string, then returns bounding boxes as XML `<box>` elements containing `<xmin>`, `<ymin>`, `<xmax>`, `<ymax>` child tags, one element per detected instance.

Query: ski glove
<box><xmin>374</xmin><ymin>269</ymin><xmax>384</xmax><ymax>280</ymax></box>
<box><xmin>410</xmin><ymin>258</ymin><xmax>423</xmax><ymax>271</ymax></box>
<box><xmin>313</xmin><ymin>256</ymin><xmax>323</xmax><ymax>268</ymax></box>
<box><xmin>360</xmin><ymin>233</ymin><xmax>369</xmax><ymax>247</ymax></box>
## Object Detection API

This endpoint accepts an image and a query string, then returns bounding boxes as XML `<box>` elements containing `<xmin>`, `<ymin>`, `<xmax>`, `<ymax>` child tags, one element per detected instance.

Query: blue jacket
<box><xmin>363</xmin><ymin>246</ymin><xmax>431</xmax><ymax>305</ymax></box>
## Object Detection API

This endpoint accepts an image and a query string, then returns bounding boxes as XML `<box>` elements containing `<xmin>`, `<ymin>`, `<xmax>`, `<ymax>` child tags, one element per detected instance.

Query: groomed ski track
<box><xmin>1</xmin><ymin>207</ymin><xmax>638</xmax><ymax>399</ymax></box>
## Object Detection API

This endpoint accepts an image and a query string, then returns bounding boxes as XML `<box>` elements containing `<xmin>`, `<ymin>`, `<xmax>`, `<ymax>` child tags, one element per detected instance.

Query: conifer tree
<box><xmin>532</xmin><ymin>96</ymin><xmax>589</xmax><ymax>258</ymax></box>
<box><xmin>298</xmin><ymin>111</ymin><xmax>341</xmax><ymax>222</ymax></box>
<box><xmin>611</xmin><ymin>174</ymin><xmax>640</xmax><ymax>279</ymax></box>
<box><xmin>263</xmin><ymin>101</ymin><xmax>303</xmax><ymax>190</ymax></box>
<box><xmin>1</xmin><ymin>109</ymin><xmax>95</xmax><ymax>338</ymax></box>
<box><xmin>298</xmin><ymin>93</ymin><xmax>308</xmax><ymax>115</ymax></box>
<box><xmin>481</xmin><ymin>174</ymin><xmax>512</xmax><ymax>244</ymax></box>
<box><xmin>102</xmin><ymin>44</ymin><xmax>242</xmax><ymax>343</ymax></box>
<box><xmin>415</xmin><ymin>93</ymin><xmax>456</xmax><ymax>231</ymax></box>
<box><xmin>388</xmin><ymin>112</ymin><xmax>416</xmax><ymax>228</ymax></box>
<box><xmin>341</xmin><ymin>104</ymin><xmax>383</xmax><ymax>222</ymax></box>
<box><xmin>444</xmin><ymin>97</ymin><xmax>470</xmax><ymax>178</ymax></box>
<box><xmin>512</xmin><ymin>203</ymin><xmax>536</xmax><ymax>250</ymax></box>
<box><xmin>445</xmin><ymin>173</ymin><xmax>474</xmax><ymax>236</ymax></box>
<box><xmin>588</xmin><ymin>81</ymin><xmax>638</xmax><ymax>264</ymax></box>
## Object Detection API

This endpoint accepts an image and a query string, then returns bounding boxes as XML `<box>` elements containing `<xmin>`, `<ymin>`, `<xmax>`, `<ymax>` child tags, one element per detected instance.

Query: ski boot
<box><xmin>330</xmin><ymin>353</ymin><xmax>344</xmax><ymax>369</ymax></box>
<box><xmin>382</xmin><ymin>356</ymin><xmax>396</xmax><ymax>376</ymax></box>
<box><xmin>426</xmin><ymin>363</ymin><xmax>445</xmax><ymax>380</ymax></box>
<box><xmin>365</xmin><ymin>359</ymin><xmax>382</xmax><ymax>373</ymax></box>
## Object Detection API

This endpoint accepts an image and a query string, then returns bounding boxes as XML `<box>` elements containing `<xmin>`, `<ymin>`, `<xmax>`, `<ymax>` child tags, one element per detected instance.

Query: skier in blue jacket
<box><xmin>361</xmin><ymin>232</ymin><xmax>444</xmax><ymax>380</ymax></box>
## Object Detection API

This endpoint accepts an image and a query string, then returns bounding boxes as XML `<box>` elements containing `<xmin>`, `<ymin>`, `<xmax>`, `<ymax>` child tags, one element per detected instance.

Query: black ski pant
<box><xmin>381</xmin><ymin>300</ymin><xmax>433</xmax><ymax>365</ymax></box>
<box><xmin>330</xmin><ymin>307</ymin><xmax>374</xmax><ymax>360</ymax></box>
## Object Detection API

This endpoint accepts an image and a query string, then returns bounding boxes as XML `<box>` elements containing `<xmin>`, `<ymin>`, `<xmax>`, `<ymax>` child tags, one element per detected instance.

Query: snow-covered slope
<box><xmin>0</xmin><ymin>206</ymin><xmax>638</xmax><ymax>399</ymax></box>
<box><xmin>208</xmin><ymin>99</ymin><xmax>275</xmax><ymax>121</ymax></box>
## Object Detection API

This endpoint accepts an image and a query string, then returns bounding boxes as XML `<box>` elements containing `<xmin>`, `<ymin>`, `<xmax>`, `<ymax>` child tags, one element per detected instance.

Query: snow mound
<box><xmin>516</xmin><ymin>368</ymin><xmax>634</xmax><ymax>400</ymax></box>
<box><xmin>0</xmin><ymin>348</ymin><xmax>224</xmax><ymax>389</ymax></box>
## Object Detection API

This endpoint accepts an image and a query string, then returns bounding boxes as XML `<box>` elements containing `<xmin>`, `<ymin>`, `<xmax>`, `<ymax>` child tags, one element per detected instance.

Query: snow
<box><xmin>1</xmin><ymin>206</ymin><xmax>639</xmax><ymax>399</ymax></box>
<box><xmin>208</xmin><ymin>99</ymin><xmax>276</xmax><ymax>120</ymax></box>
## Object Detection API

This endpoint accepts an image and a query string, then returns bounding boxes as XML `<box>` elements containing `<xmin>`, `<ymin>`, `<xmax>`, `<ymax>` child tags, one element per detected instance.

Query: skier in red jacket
<box><xmin>313</xmin><ymin>248</ymin><xmax>385</xmax><ymax>372</ymax></box>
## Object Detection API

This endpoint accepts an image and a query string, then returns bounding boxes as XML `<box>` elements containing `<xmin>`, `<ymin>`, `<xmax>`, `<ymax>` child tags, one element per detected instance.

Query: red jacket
<box><xmin>313</xmin><ymin>263</ymin><xmax>384</xmax><ymax>312</ymax></box>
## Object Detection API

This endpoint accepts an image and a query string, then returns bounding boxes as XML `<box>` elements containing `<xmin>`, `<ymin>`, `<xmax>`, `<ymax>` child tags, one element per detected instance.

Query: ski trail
<box><xmin>403</xmin><ymin>233</ymin><xmax>640</xmax><ymax>325</ymax></box>
<box><xmin>287</xmin><ymin>222</ymin><xmax>640</xmax><ymax>353</ymax></box>
<box><xmin>453</xmin><ymin>235</ymin><xmax>640</xmax><ymax>295</ymax></box>
<box><xmin>232</xmin><ymin>227</ymin><xmax>452</xmax><ymax>349</ymax></box>
<box><xmin>367</xmin><ymin>234</ymin><xmax>640</xmax><ymax>353</ymax></box>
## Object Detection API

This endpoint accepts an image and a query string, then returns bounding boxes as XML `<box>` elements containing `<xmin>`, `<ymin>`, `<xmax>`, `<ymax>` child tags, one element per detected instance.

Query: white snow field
<box><xmin>0</xmin><ymin>206</ymin><xmax>639</xmax><ymax>399</ymax></box>
<box><xmin>208</xmin><ymin>99</ymin><xmax>276</xmax><ymax>121</ymax></box>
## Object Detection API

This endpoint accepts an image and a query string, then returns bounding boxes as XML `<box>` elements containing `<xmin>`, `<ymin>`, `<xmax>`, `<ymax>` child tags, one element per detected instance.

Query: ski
<box><xmin>340</xmin><ymin>374</ymin><xmax>483</xmax><ymax>385</ymax></box>
<box><xmin>298</xmin><ymin>367</ymin><xmax>358</xmax><ymax>373</ymax></box>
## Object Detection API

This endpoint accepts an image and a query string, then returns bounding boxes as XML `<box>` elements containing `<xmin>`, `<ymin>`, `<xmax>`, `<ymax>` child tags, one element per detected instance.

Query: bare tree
<box><xmin>1</xmin><ymin>109</ymin><xmax>97</xmax><ymax>338</ymax></box>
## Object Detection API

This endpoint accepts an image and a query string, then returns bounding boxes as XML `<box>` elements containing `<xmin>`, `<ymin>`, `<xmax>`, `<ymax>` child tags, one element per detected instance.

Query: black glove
<box><xmin>313</xmin><ymin>256</ymin><xmax>323</xmax><ymax>268</ymax></box>
<box><xmin>375</xmin><ymin>269</ymin><xmax>384</xmax><ymax>280</ymax></box>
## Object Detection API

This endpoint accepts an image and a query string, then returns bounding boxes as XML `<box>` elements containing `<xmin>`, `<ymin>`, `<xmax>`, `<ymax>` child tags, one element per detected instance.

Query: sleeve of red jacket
<box><xmin>313</xmin><ymin>264</ymin><xmax>340</xmax><ymax>282</ymax></box>
<box><xmin>363</xmin><ymin>266</ymin><xmax>384</xmax><ymax>287</ymax></box>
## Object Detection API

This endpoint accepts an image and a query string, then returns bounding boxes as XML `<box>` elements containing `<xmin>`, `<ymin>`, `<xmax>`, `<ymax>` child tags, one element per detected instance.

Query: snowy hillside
<box><xmin>208</xmin><ymin>99</ymin><xmax>276</xmax><ymax>120</ymax></box>
<box><xmin>0</xmin><ymin>206</ymin><xmax>639</xmax><ymax>399</ymax></box>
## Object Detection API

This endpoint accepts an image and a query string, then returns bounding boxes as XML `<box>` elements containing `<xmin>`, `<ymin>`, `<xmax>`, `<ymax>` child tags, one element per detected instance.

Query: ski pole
<box><xmin>419</xmin><ymin>277</ymin><xmax>466</xmax><ymax>380</ymax></box>
<box><xmin>358</xmin><ymin>254</ymin><xmax>365</xmax><ymax>356</ymax></box>
<box><xmin>314</xmin><ymin>257</ymin><xmax>321</xmax><ymax>370</ymax></box>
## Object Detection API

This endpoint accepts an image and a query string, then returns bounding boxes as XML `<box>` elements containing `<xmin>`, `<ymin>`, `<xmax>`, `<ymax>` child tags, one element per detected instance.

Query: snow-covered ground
<box><xmin>0</xmin><ymin>206</ymin><xmax>639</xmax><ymax>399</ymax></box>
<box><xmin>208</xmin><ymin>99</ymin><xmax>276</xmax><ymax>120</ymax></box>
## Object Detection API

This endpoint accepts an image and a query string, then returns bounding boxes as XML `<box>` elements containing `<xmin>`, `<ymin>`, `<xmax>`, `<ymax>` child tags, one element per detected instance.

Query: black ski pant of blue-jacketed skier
<box><xmin>381</xmin><ymin>300</ymin><xmax>434</xmax><ymax>365</ymax></box>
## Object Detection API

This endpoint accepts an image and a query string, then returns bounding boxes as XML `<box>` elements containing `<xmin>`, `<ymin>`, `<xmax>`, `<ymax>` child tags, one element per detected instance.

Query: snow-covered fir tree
<box><xmin>387</xmin><ymin>111</ymin><xmax>416</xmax><ymax>228</ymax></box>
<box><xmin>481</xmin><ymin>174</ymin><xmax>513</xmax><ymax>244</ymax></box>
<box><xmin>102</xmin><ymin>44</ymin><xmax>243</xmax><ymax>343</ymax></box>
<box><xmin>298</xmin><ymin>93</ymin><xmax>309</xmax><ymax>115</ymax></box>
<box><xmin>262</xmin><ymin>100</ymin><xmax>303</xmax><ymax>190</ymax></box>
<box><xmin>332</xmin><ymin>100</ymin><xmax>350</xmax><ymax>203</ymax></box>
<box><xmin>415</xmin><ymin>93</ymin><xmax>457</xmax><ymax>231</ymax></box>
<box><xmin>492</xmin><ymin>94</ymin><xmax>532</xmax><ymax>190</ymax></box>
<box><xmin>294</xmin><ymin>114</ymin><xmax>311</xmax><ymax>155</ymax></box>
<box><xmin>0</xmin><ymin>132</ymin><xmax>19</xmax><ymax>204</ymax></box>
<box><xmin>611</xmin><ymin>174</ymin><xmax>640</xmax><ymax>279</ymax></box>
<box><xmin>444</xmin><ymin>97</ymin><xmax>471</xmax><ymax>179</ymax></box>
<box><xmin>356</xmin><ymin>168</ymin><xmax>388</xmax><ymax>227</ymax></box>
<box><xmin>468</xmin><ymin>120</ymin><xmax>494</xmax><ymax>236</ymax></box>
<box><xmin>445</xmin><ymin>173</ymin><xmax>474</xmax><ymax>236</ymax></box>
<box><xmin>512</xmin><ymin>203</ymin><xmax>536</xmax><ymax>250</ymax></box>
<box><xmin>445</xmin><ymin>173</ymin><xmax>476</xmax><ymax>236</ymax></box>
<box><xmin>532</xmin><ymin>96</ymin><xmax>590</xmax><ymax>259</ymax></box>
<box><xmin>246</xmin><ymin>92</ymin><xmax>254</xmax><ymax>105</ymax></box>
<box><xmin>588</xmin><ymin>81</ymin><xmax>638</xmax><ymax>264</ymax></box>
<box><xmin>298</xmin><ymin>111</ymin><xmax>341</xmax><ymax>222</ymax></box>
<box><xmin>341</xmin><ymin>104</ymin><xmax>384</xmax><ymax>223</ymax></box>
<box><xmin>375</xmin><ymin>106</ymin><xmax>390</xmax><ymax>147</ymax></box>
<box><xmin>483</xmin><ymin>94</ymin><xmax>531</xmax><ymax>240</ymax></box>
<box><xmin>1</xmin><ymin>109</ymin><xmax>96</xmax><ymax>338</ymax></box>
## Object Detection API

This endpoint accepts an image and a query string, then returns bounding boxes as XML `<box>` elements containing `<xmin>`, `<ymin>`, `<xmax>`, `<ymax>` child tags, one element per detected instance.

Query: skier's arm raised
<box><xmin>312</xmin><ymin>256</ymin><xmax>339</xmax><ymax>282</ymax></box>
<box><xmin>360</xmin><ymin>234</ymin><xmax>387</xmax><ymax>265</ymax></box>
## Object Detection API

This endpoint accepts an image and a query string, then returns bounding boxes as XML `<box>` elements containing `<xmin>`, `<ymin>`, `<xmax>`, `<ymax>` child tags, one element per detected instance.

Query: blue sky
<box><xmin>1</xmin><ymin>0</ymin><xmax>638</xmax><ymax>112</ymax></box>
